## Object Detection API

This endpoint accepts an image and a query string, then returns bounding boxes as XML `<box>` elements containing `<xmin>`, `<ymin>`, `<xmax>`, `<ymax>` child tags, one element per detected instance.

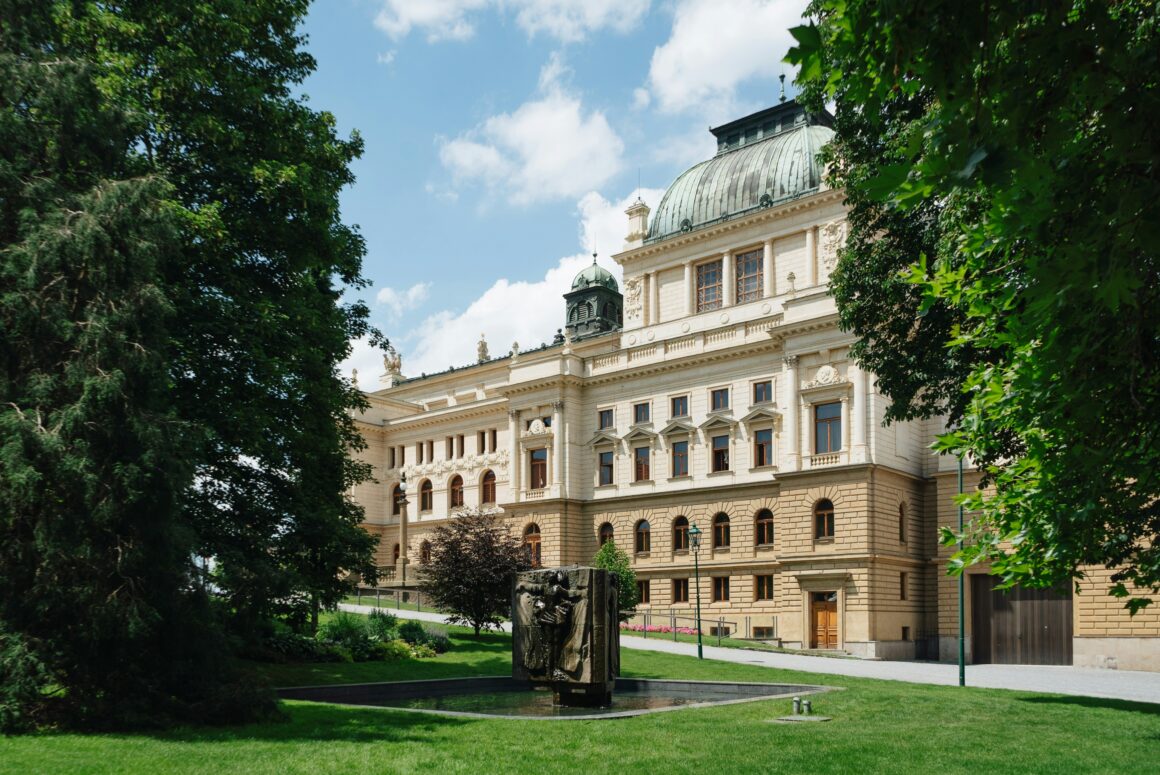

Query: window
<box><xmin>481</xmin><ymin>470</ymin><xmax>496</xmax><ymax>504</ymax></box>
<box><xmin>635</xmin><ymin>520</ymin><xmax>651</xmax><ymax>553</ymax></box>
<box><xmin>815</xmin><ymin>402</ymin><xmax>842</xmax><ymax>453</ymax></box>
<box><xmin>902</xmin><ymin>626</ymin><xmax>911</xmax><ymax>641</ymax></box>
<box><xmin>753</xmin><ymin>380</ymin><xmax>772</xmax><ymax>404</ymax></box>
<box><xmin>449</xmin><ymin>475</ymin><xmax>464</xmax><ymax>508</ymax></box>
<box><xmin>712</xmin><ymin>512</ymin><xmax>731</xmax><ymax>548</ymax></box>
<box><xmin>598</xmin><ymin>408</ymin><xmax>614</xmax><ymax>429</ymax></box>
<box><xmin>670</xmin><ymin>395</ymin><xmax>689</xmax><ymax>418</ymax></box>
<box><xmin>814</xmin><ymin>499</ymin><xmax>835</xmax><ymax>539</ymax></box>
<box><xmin>417</xmin><ymin>442</ymin><xmax>424</xmax><ymax>464</ymax></box>
<box><xmin>755</xmin><ymin>574</ymin><xmax>774</xmax><ymax>600</ymax></box>
<box><xmin>489</xmin><ymin>429</ymin><xmax>497</xmax><ymax>452</ymax></box>
<box><xmin>391</xmin><ymin>484</ymin><xmax>403</xmax><ymax>516</ymax></box>
<box><xmin>712</xmin><ymin>576</ymin><xmax>730</xmax><ymax>602</ymax></box>
<box><xmin>899</xmin><ymin>503</ymin><xmax>907</xmax><ymax>544</ymax></box>
<box><xmin>673</xmin><ymin>578</ymin><xmax>689</xmax><ymax>604</ymax></box>
<box><xmin>754</xmin><ymin>428</ymin><xmax>774</xmax><ymax>467</ymax></box>
<box><xmin>711</xmin><ymin>434</ymin><xmax>730</xmax><ymax>472</ymax></box>
<box><xmin>633</xmin><ymin>402</ymin><xmax>650</xmax><ymax>424</ymax></box>
<box><xmin>709</xmin><ymin>625</ymin><xmax>731</xmax><ymax>637</ymax></box>
<box><xmin>524</xmin><ymin>523</ymin><xmax>542</xmax><ymax>567</ymax></box>
<box><xmin>446</xmin><ymin>437</ymin><xmax>453</xmax><ymax>459</ymax></box>
<box><xmin>637</xmin><ymin>580</ymin><xmax>650</xmax><ymax>604</ymax></box>
<box><xmin>711</xmin><ymin>388</ymin><xmax>730</xmax><ymax>411</ymax></box>
<box><xmin>696</xmin><ymin>259</ymin><xmax>723</xmax><ymax>312</ymax></box>
<box><xmin>900</xmin><ymin>572</ymin><xmax>908</xmax><ymax>601</ymax></box>
<box><xmin>672</xmin><ymin>516</ymin><xmax>689</xmax><ymax>551</ymax></box>
<box><xmin>598</xmin><ymin>451</ymin><xmax>614</xmax><ymax>486</ymax></box>
<box><xmin>633</xmin><ymin>446</ymin><xmax>650</xmax><ymax>481</ymax></box>
<box><xmin>393</xmin><ymin>543</ymin><xmax>400</xmax><ymax>563</ymax></box>
<box><xmin>529</xmin><ymin>448</ymin><xmax>547</xmax><ymax>489</ymax></box>
<box><xmin>736</xmin><ymin>248</ymin><xmax>763</xmax><ymax>303</ymax></box>
<box><xmin>420</xmin><ymin>541</ymin><xmax>432</xmax><ymax>565</ymax></box>
<box><xmin>477</xmin><ymin>431</ymin><xmax>486</xmax><ymax>453</ymax></box>
<box><xmin>671</xmin><ymin>440</ymin><xmax>689</xmax><ymax>477</ymax></box>
<box><xmin>456</xmin><ymin>435</ymin><xmax>464</xmax><ymax>457</ymax></box>
<box><xmin>427</xmin><ymin>440</ymin><xmax>434</xmax><ymax>461</ymax></box>
<box><xmin>755</xmin><ymin>509</ymin><xmax>774</xmax><ymax>546</ymax></box>
<box><xmin>753</xmin><ymin>626</ymin><xmax>775</xmax><ymax>639</ymax></box>
<box><xmin>419</xmin><ymin>479</ymin><xmax>433</xmax><ymax>512</ymax></box>
<box><xmin>598</xmin><ymin>522</ymin><xmax>614</xmax><ymax>546</ymax></box>
<box><xmin>389</xmin><ymin>447</ymin><xmax>396</xmax><ymax>469</ymax></box>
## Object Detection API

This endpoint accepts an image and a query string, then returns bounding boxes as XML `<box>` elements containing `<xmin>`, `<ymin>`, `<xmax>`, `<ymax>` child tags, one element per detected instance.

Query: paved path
<box><xmin>341</xmin><ymin>603</ymin><xmax>1160</xmax><ymax>705</ymax></box>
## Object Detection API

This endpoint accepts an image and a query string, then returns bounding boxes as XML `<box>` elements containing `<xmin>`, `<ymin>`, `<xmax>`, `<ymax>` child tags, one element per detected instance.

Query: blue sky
<box><xmin>302</xmin><ymin>0</ymin><xmax>809</xmax><ymax>385</ymax></box>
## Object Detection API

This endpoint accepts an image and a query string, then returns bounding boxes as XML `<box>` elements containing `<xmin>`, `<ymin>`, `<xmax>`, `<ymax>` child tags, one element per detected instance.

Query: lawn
<box><xmin>2</xmin><ymin>625</ymin><xmax>1157</xmax><ymax>775</ymax></box>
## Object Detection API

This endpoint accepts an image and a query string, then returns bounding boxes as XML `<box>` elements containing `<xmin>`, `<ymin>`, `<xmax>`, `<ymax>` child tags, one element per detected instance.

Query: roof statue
<box><xmin>477</xmin><ymin>333</ymin><xmax>490</xmax><ymax>363</ymax></box>
<box><xmin>384</xmin><ymin>346</ymin><xmax>402</xmax><ymax>376</ymax></box>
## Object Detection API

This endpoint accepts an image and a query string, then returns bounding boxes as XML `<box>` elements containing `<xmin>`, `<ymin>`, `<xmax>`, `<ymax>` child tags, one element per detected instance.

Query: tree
<box><xmin>420</xmin><ymin>511</ymin><xmax>531</xmax><ymax>636</ymax></box>
<box><xmin>593</xmin><ymin>541</ymin><xmax>638</xmax><ymax>622</ymax></box>
<box><xmin>789</xmin><ymin>1</ymin><xmax>1160</xmax><ymax>609</ymax></box>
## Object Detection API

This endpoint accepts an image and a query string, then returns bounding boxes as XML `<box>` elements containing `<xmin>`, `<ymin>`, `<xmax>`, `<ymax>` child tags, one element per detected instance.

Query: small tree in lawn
<box><xmin>593</xmin><ymin>541</ymin><xmax>639</xmax><ymax>623</ymax></box>
<box><xmin>421</xmin><ymin>510</ymin><xmax>531</xmax><ymax>636</ymax></box>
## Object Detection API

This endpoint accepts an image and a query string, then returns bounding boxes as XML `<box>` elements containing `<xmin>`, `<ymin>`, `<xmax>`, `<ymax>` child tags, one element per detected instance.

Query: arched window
<box><xmin>898</xmin><ymin>502</ymin><xmax>907</xmax><ymax>543</ymax></box>
<box><xmin>602</xmin><ymin>302</ymin><xmax>616</xmax><ymax>319</ymax></box>
<box><xmin>524</xmin><ymin>523</ymin><xmax>542</xmax><ymax>567</ymax></box>
<box><xmin>635</xmin><ymin>520</ymin><xmax>651</xmax><ymax>553</ymax></box>
<box><xmin>481</xmin><ymin>470</ymin><xmax>496</xmax><ymax>504</ymax></box>
<box><xmin>449</xmin><ymin>475</ymin><xmax>464</xmax><ymax>508</ymax></box>
<box><xmin>755</xmin><ymin>509</ymin><xmax>774</xmax><ymax>546</ymax></box>
<box><xmin>712</xmin><ymin>512</ymin><xmax>731</xmax><ymax>548</ymax></box>
<box><xmin>598</xmin><ymin>522</ymin><xmax>614</xmax><ymax>546</ymax></box>
<box><xmin>814</xmin><ymin>499</ymin><xmax>835</xmax><ymax>539</ymax></box>
<box><xmin>672</xmin><ymin>516</ymin><xmax>689</xmax><ymax>551</ymax></box>
<box><xmin>419</xmin><ymin>540</ymin><xmax>431</xmax><ymax>564</ymax></box>
<box><xmin>419</xmin><ymin>479</ymin><xmax>433</xmax><ymax>512</ymax></box>
<box><xmin>391</xmin><ymin>484</ymin><xmax>403</xmax><ymax>516</ymax></box>
<box><xmin>392</xmin><ymin>543</ymin><xmax>400</xmax><ymax>563</ymax></box>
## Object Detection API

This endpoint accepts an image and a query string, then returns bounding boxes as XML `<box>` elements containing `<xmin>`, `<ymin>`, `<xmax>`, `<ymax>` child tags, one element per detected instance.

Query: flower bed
<box><xmin>619</xmin><ymin>623</ymin><xmax>700</xmax><ymax>636</ymax></box>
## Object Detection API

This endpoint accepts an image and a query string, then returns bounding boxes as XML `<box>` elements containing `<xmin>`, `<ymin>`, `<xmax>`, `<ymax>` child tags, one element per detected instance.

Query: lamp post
<box><xmin>396</xmin><ymin>473</ymin><xmax>409</xmax><ymax>586</ymax></box>
<box><xmin>688</xmin><ymin>523</ymin><xmax>704</xmax><ymax>659</ymax></box>
<box><xmin>957</xmin><ymin>455</ymin><xmax>965</xmax><ymax>687</ymax></box>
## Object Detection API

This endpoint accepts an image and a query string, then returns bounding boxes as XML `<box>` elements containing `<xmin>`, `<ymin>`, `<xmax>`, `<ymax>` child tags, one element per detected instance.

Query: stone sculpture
<box><xmin>512</xmin><ymin>566</ymin><xmax>619</xmax><ymax>706</ymax></box>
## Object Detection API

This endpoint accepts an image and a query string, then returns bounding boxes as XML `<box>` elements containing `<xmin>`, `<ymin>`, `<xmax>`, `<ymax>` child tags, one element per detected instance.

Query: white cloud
<box><xmin>373</xmin><ymin>0</ymin><xmax>649</xmax><ymax>44</ymax></box>
<box><xmin>343</xmin><ymin>335</ymin><xmax>390</xmax><ymax>392</ymax></box>
<box><xmin>632</xmin><ymin>87</ymin><xmax>651</xmax><ymax>110</ymax></box>
<box><xmin>439</xmin><ymin>56</ymin><xmax>624</xmax><ymax>205</ymax></box>
<box><xmin>376</xmin><ymin>282</ymin><xmax>431</xmax><ymax>318</ymax></box>
<box><xmin>376</xmin><ymin>50</ymin><xmax>397</xmax><ymax>65</ymax></box>
<box><xmin>646</xmin><ymin>0</ymin><xmax>808</xmax><ymax>115</ymax></box>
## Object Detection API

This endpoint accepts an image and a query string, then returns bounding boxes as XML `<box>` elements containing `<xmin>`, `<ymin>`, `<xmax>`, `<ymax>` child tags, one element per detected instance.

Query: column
<box><xmin>552</xmin><ymin>400</ymin><xmax>563</xmax><ymax>495</ymax></box>
<box><xmin>806</xmin><ymin>227</ymin><xmax>817</xmax><ymax>287</ymax></box>
<box><xmin>763</xmin><ymin>238</ymin><xmax>775</xmax><ymax>298</ymax></box>
<box><xmin>649</xmin><ymin>272</ymin><xmax>660</xmax><ymax>325</ymax></box>
<box><xmin>840</xmin><ymin>396</ymin><xmax>851</xmax><ymax>458</ymax></box>
<box><xmin>723</xmin><ymin>250</ymin><xmax>735</xmax><ymax>306</ymax></box>
<box><xmin>508</xmin><ymin>409</ymin><xmax>520</xmax><ymax>503</ymax></box>
<box><xmin>783</xmin><ymin>356</ymin><xmax>799</xmax><ymax>471</ymax></box>
<box><xmin>851</xmin><ymin>363</ymin><xmax>867</xmax><ymax>462</ymax></box>
<box><xmin>684</xmin><ymin>262</ymin><xmax>694</xmax><ymax>315</ymax></box>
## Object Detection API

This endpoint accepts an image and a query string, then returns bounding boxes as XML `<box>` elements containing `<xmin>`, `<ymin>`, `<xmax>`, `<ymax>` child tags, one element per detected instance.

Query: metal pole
<box><xmin>693</xmin><ymin>549</ymin><xmax>704</xmax><ymax>659</ymax></box>
<box><xmin>958</xmin><ymin>454</ymin><xmax>966</xmax><ymax>687</ymax></box>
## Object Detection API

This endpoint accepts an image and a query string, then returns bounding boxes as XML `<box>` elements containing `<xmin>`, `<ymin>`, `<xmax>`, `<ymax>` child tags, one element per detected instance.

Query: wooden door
<box><xmin>811</xmin><ymin>593</ymin><xmax>838</xmax><ymax>649</ymax></box>
<box><xmin>971</xmin><ymin>576</ymin><xmax>1073</xmax><ymax>665</ymax></box>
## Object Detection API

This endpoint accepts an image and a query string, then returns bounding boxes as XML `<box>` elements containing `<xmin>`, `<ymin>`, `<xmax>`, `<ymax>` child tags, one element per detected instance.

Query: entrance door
<box><xmin>971</xmin><ymin>575</ymin><xmax>1073</xmax><ymax>665</ymax></box>
<box><xmin>810</xmin><ymin>592</ymin><xmax>838</xmax><ymax>649</ymax></box>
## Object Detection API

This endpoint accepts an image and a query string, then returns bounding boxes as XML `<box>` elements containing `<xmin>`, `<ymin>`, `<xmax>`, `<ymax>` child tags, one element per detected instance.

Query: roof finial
<box><xmin>592</xmin><ymin>251</ymin><xmax>597</xmax><ymax>264</ymax></box>
<box><xmin>779</xmin><ymin>74</ymin><xmax>786</xmax><ymax>103</ymax></box>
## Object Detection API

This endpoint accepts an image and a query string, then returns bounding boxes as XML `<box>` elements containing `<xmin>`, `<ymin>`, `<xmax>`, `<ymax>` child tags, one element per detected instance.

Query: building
<box><xmin>352</xmin><ymin>99</ymin><xmax>1159</xmax><ymax>670</ymax></box>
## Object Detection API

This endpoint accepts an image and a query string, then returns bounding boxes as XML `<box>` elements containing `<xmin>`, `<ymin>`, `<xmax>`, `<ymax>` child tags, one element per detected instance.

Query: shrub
<box><xmin>264</xmin><ymin>632</ymin><xmax>345</xmax><ymax>663</ymax></box>
<box><xmin>411</xmin><ymin>643</ymin><xmax>437</xmax><ymax>659</ymax></box>
<box><xmin>366</xmin><ymin>610</ymin><xmax>399</xmax><ymax>641</ymax></box>
<box><xmin>316</xmin><ymin>612</ymin><xmax>368</xmax><ymax>646</ymax></box>
<box><xmin>397</xmin><ymin>619</ymin><xmax>427</xmax><ymax>645</ymax></box>
<box><xmin>424</xmin><ymin>631</ymin><xmax>451</xmax><ymax>654</ymax></box>
<box><xmin>378</xmin><ymin>640</ymin><xmax>414</xmax><ymax>661</ymax></box>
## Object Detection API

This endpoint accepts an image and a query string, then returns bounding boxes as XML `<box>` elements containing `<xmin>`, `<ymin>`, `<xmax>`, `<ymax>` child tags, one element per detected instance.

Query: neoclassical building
<box><xmin>352</xmin><ymin>100</ymin><xmax>1159</xmax><ymax>670</ymax></box>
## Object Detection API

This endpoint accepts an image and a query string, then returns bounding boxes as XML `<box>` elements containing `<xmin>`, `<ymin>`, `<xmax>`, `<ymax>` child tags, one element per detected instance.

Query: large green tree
<box><xmin>789</xmin><ymin>1</ymin><xmax>1160</xmax><ymax>609</ymax></box>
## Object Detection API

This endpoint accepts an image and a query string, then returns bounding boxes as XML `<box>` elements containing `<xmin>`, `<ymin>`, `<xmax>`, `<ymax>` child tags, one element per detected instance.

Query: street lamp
<box><xmin>395</xmin><ymin>474</ymin><xmax>409</xmax><ymax>586</ymax></box>
<box><xmin>688</xmin><ymin>522</ymin><xmax>704</xmax><ymax>659</ymax></box>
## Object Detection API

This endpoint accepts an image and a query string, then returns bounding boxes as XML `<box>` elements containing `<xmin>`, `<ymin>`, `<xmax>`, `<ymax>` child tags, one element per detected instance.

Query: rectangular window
<box><xmin>673</xmin><ymin>578</ymin><xmax>689</xmax><ymax>604</ymax></box>
<box><xmin>397</xmin><ymin>446</ymin><xmax>405</xmax><ymax>466</ymax></box>
<box><xmin>753</xmin><ymin>626</ymin><xmax>775</xmax><ymax>639</ymax></box>
<box><xmin>696</xmin><ymin>260</ymin><xmax>723</xmax><ymax>312</ymax></box>
<box><xmin>446</xmin><ymin>437</ymin><xmax>453</xmax><ymax>459</ymax></box>
<box><xmin>753</xmin><ymin>380</ymin><xmax>772</xmax><ymax>404</ymax></box>
<box><xmin>671</xmin><ymin>440</ymin><xmax>689</xmax><ymax>477</ymax></box>
<box><xmin>529</xmin><ymin>448</ymin><xmax>547</xmax><ymax>489</ymax></box>
<box><xmin>477</xmin><ymin>430</ymin><xmax>486</xmax><ymax>454</ymax></box>
<box><xmin>427</xmin><ymin>440</ymin><xmax>434</xmax><ymax>461</ymax></box>
<box><xmin>815</xmin><ymin>402</ymin><xmax>842</xmax><ymax>453</ymax></box>
<box><xmin>735</xmin><ymin>248</ymin><xmax>763</xmax><ymax>303</ymax></box>
<box><xmin>711</xmin><ymin>388</ymin><xmax>730</xmax><ymax>411</ymax></box>
<box><xmin>711</xmin><ymin>435</ymin><xmax>730</xmax><ymax>472</ymax></box>
<box><xmin>598</xmin><ymin>408</ymin><xmax>614</xmax><ymax>429</ymax></box>
<box><xmin>633</xmin><ymin>446</ymin><xmax>650</xmax><ymax>482</ymax></box>
<box><xmin>709</xmin><ymin>625</ymin><xmax>732</xmax><ymax>637</ymax></box>
<box><xmin>489</xmin><ymin>429</ymin><xmax>497</xmax><ymax>453</ymax></box>
<box><xmin>815</xmin><ymin>506</ymin><xmax>835</xmax><ymax>539</ymax></box>
<box><xmin>417</xmin><ymin>442</ymin><xmax>424</xmax><ymax>464</ymax></box>
<box><xmin>598</xmin><ymin>451</ymin><xmax>614</xmax><ymax>486</ymax></box>
<box><xmin>755</xmin><ymin>575</ymin><xmax>774</xmax><ymax>601</ymax></box>
<box><xmin>900</xmin><ymin>572</ymin><xmax>909</xmax><ymax>601</ymax></box>
<box><xmin>456</xmin><ymin>435</ymin><xmax>464</xmax><ymax>457</ymax></box>
<box><xmin>670</xmin><ymin>395</ymin><xmax>689</xmax><ymax>418</ymax></box>
<box><xmin>902</xmin><ymin>626</ymin><xmax>911</xmax><ymax>641</ymax></box>
<box><xmin>712</xmin><ymin>576</ymin><xmax>730</xmax><ymax>602</ymax></box>
<box><xmin>637</xmin><ymin>580</ymin><xmax>650</xmax><ymax>604</ymax></box>
<box><xmin>389</xmin><ymin>447</ymin><xmax>396</xmax><ymax>469</ymax></box>
<box><xmin>754</xmin><ymin>428</ymin><xmax>773</xmax><ymax>468</ymax></box>
<box><xmin>633</xmin><ymin>402</ymin><xmax>650</xmax><ymax>424</ymax></box>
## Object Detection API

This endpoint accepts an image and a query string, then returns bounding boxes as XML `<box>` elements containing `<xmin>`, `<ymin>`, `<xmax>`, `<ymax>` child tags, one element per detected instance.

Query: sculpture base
<box><xmin>553</xmin><ymin>683</ymin><xmax>614</xmax><ymax>708</ymax></box>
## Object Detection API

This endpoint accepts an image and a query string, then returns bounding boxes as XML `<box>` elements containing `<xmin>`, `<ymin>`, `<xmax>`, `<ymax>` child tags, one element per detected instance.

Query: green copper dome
<box><xmin>647</xmin><ymin>101</ymin><xmax>834</xmax><ymax>242</ymax></box>
<box><xmin>571</xmin><ymin>260</ymin><xmax>618</xmax><ymax>291</ymax></box>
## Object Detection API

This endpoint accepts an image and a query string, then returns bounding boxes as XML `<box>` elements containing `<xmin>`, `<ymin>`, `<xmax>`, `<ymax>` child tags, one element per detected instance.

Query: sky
<box><xmin>302</xmin><ymin>0</ymin><xmax>810</xmax><ymax>388</ymax></box>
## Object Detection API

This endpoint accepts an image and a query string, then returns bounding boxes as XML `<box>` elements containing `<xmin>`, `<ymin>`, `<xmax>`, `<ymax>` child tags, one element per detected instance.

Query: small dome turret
<box><xmin>571</xmin><ymin>259</ymin><xmax>619</xmax><ymax>292</ymax></box>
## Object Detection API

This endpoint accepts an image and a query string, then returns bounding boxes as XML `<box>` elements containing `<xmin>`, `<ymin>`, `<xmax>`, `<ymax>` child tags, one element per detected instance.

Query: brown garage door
<box><xmin>971</xmin><ymin>576</ymin><xmax>1073</xmax><ymax>665</ymax></box>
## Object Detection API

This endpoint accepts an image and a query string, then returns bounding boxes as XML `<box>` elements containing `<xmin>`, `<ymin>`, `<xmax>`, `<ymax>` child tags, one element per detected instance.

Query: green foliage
<box><xmin>366</xmin><ymin>610</ymin><xmax>400</xmax><ymax>641</ymax></box>
<box><xmin>420</xmin><ymin>510</ymin><xmax>532</xmax><ymax>636</ymax></box>
<box><xmin>789</xmin><ymin>1</ymin><xmax>1160</xmax><ymax>608</ymax></box>
<box><xmin>397</xmin><ymin>620</ymin><xmax>451</xmax><ymax>653</ymax></box>
<box><xmin>593</xmin><ymin>541</ymin><xmax>639</xmax><ymax>622</ymax></box>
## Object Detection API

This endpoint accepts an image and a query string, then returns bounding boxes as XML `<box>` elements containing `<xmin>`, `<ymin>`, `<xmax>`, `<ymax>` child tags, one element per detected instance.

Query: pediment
<box><xmin>622</xmin><ymin>426</ymin><xmax>658</xmax><ymax>443</ymax></box>
<box><xmin>658</xmin><ymin>419</ymin><xmax>696</xmax><ymax>437</ymax></box>
<box><xmin>587</xmin><ymin>430</ymin><xmax>620</xmax><ymax>446</ymax></box>
<box><xmin>699</xmin><ymin>414</ymin><xmax>737</xmax><ymax>432</ymax></box>
<box><xmin>739</xmin><ymin>406</ymin><xmax>782</xmax><ymax>424</ymax></box>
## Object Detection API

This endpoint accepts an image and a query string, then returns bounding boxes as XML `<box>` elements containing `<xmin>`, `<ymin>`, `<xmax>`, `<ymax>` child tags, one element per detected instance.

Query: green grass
<box><xmin>341</xmin><ymin>593</ymin><xmax>440</xmax><ymax>613</ymax></box>
<box><xmin>3</xmin><ymin>627</ymin><xmax>1157</xmax><ymax>775</ymax></box>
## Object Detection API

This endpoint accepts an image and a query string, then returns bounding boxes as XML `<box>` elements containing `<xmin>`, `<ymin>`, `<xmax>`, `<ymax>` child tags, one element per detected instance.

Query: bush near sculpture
<box><xmin>303</xmin><ymin>611</ymin><xmax>446</xmax><ymax>663</ymax></box>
